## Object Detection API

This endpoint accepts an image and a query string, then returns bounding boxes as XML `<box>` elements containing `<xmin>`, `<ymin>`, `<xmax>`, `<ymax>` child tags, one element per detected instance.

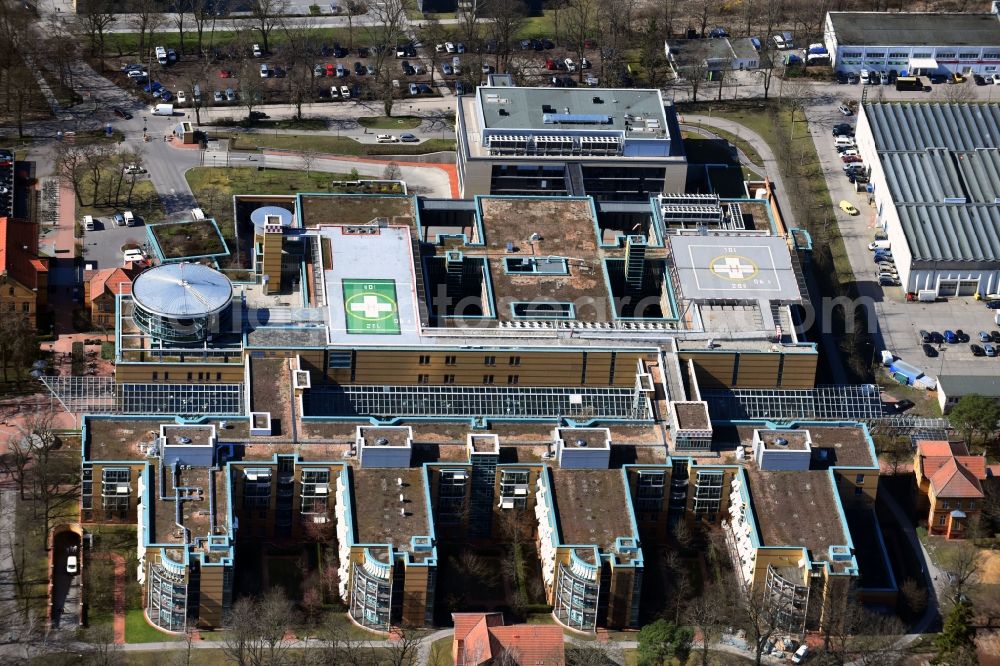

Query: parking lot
<box><xmin>82</xmin><ymin>215</ymin><xmax>151</xmax><ymax>271</ymax></box>
<box><xmin>807</xmin><ymin>102</ymin><xmax>1000</xmax><ymax>383</ymax></box>
<box><xmin>51</xmin><ymin>530</ymin><xmax>81</xmax><ymax>631</ymax></box>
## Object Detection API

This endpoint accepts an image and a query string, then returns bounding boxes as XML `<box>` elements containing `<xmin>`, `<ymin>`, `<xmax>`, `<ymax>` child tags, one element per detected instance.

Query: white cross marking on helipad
<box><xmin>350</xmin><ymin>294</ymin><xmax>393</xmax><ymax>319</ymax></box>
<box><xmin>712</xmin><ymin>256</ymin><xmax>755</xmax><ymax>279</ymax></box>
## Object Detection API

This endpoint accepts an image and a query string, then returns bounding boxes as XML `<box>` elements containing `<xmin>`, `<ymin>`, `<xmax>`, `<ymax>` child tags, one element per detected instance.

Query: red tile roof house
<box><xmin>0</xmin><ymin>216</ymin><xmax>49</xmax><ymax>322</ymax></box>
<box><xmin>453</xmin><ymin>612</ymin><xmax>565</xmax><ymax>666</ymax></box>
<box><xmin>84</xmin><ymin>265</ymin><xmax>138</xmax><ymax>329</ymax></box>
<box><xmin>913</xmin><ymin>440</ymin><xmax>987</xmax><ymax>539</ymax></box>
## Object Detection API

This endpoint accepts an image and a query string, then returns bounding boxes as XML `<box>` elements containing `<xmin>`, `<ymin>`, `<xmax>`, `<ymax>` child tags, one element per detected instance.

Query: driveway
<box><xmin>51</xmin><ymin>530</ymin><xmax>81</xmax><ymax>631</ymax></box>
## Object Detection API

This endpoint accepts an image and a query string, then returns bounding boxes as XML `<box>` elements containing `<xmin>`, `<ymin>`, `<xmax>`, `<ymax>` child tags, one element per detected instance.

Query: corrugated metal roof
<box><xmin>897</xmin><ymin>204</ymin><xmax>1000</xmax><ymax>261</ymax></box>
<box><xmin>882</xmin><ymin>149</ymin><xmax>965</xmax><ymax>203</ymax></box>
<box><xmin>865</xmin><ymin>103</ymin><xmax>1000</xmax><ymax>152</ymax></box>
<box><xmin>829</xmin><ymin>12</ymin><xmax>1000</xmax><ymax>47</ymax></box>
<box><xmin>954</xmin><ymin>149</ymin><xmax>1000</xmax><ymax>203</ymax></box>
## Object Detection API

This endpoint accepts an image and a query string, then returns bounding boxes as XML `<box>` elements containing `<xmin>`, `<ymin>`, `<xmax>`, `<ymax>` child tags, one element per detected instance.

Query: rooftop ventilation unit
<box><xmin>376</xmin><ymin>437</ymin><xmax>389</xmax><ymax>446</ymax></box>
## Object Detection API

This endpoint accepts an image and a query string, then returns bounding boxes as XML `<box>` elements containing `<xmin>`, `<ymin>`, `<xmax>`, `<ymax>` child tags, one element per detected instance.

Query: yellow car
<box><xmin>839</xmin><ymin>200</ymin><xmax>859</xmax><ymax>216</ymax></box>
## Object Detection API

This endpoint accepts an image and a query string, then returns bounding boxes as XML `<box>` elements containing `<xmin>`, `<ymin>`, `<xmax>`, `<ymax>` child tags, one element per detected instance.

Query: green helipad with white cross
<box><xmin>342</xmin><ymin>279</ymin><xmax>401</xmax><ymax>335</ymax></box>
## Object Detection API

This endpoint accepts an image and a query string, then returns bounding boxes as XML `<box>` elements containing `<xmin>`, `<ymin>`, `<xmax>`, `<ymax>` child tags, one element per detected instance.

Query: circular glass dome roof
<box><xmin>132</xmin><ymin>263</ymin><xmax>233</xmax><ymax>318</ymax></box>
<box><xmin>250</xmin><ymin>205</ymin><xmax>294</xmax><ymax>232</ymax></box>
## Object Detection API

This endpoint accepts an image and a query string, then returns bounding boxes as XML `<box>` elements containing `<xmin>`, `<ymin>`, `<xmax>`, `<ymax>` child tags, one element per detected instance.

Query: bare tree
<box><xmin>191</xmin><ymin>0</ymin><xmax>215</xmax><ymax>57</ymax></box>
<box><xmin>222</xmin><ymin>589</ymin><xmax>295</xmax><ymax>666</ymax></box>
<box><xmin>486</xmin><ymin>0</ymin><xmax>527</xmax><ymax>72</ymax></box>
<box><xmin>1</xmin><ymin>431</ymin><xmax>33</xmax><ymax>499</ymax></box>
<box><xmin>173</xmin><ymin>0</ymin><xmax>191</xmax><ymax>55</ymax></box>
<box><xmin>564</xmin><ymin>0</ymin><xmax>596</xmax><ymax>84</ymax></box>
<box><xmin>383</xmin><ymin>625</ymin><xmax>422</xmax><ymax>666</ymax></box>
<box><xmin>84</xmin><ymin>625</ymin><xmax>123</xmax><ymax>666</ymax></box>
<box><xmin>364</xmin><ymin>0</ymin><xmax>413</xmax><ymax>117</ymax></box>
<box><xmin>279</xmin><ymin>17</ymin><xmax>320</xmax><ymax>119</ymax></box>
<box><xmin>684</xmin><ymin>583</ymin><xmax>733</xmax><ymax>666</ymax></box>
<box><xmin>940</xmin><ymin>541</ymin><xmax>981</xmax><ymax>603</ymax></box>
<box><xmin>738</xmin><ymin>587</ymin><xmax>780</xmax><ymax>666</ymax></box>
<box><xmin>565</xmin><ymin>643</ymin><xmax>613</xmax><ymax>665</ymax></box>
<box><xmin>76</xmin><ymin>0</ymin><xmax>117</xmax><ymax>60</ymax></box>
<box><xmin>383</xmin><ymin>161</ymin><xmax>402</xmax><ymax>181</ymax></box>
<box><xmin>817</xmin><ymin>601</ymin><xmax>905</xmax><ymax>666</ymax></box>
<box><xmin>250</xmin><ymin>0</ymin><xmax>289</xmax><ymax>55</ymax></box>
<box><xmin>130</xmin><ymin>0</ymin><xmax>165</xmax><ymax>63</ymax></box>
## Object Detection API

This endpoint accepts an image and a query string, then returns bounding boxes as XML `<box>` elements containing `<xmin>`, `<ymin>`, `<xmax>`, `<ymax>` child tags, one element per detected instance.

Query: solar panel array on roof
<box><xmin>542</xmin><ymin>113</ymin><xmax>612</xmax><ymax>124</ymax></box>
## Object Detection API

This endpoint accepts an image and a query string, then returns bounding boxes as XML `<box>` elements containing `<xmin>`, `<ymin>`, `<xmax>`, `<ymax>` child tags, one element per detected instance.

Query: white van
<box><xmin>82</xmin><ymin>215</ymin><xmax>95</xmax><ymax>231</ymax></box>
<box><xmin>123</xmin><ymin>210</ymin><xmax>136</xmax><ymax>226</ymax></box>
<box><xmin>869</xmin><ymin>240</ymin><xmax>891</xmax><ymax>251</ymax></box>
<box><xmin>791</xmin><ymin>645</ymin><xmax>809</xmax><ymax>664</ymax></box>
<box><xmin>155</xmin><ymin>46</ymin><xmax>168</xmax><ymax>65</ymax></box>
<box><xmin>151</xmin><ymin>103</ymin><xmax>173</xmax><ymax>116</ymax></box>
<box><xmin>834</xmin><ymin>136</ymin><xmax>855</xmax><ymax>148</ymax></box>
<box><xmin>191</xmin><ymin>207</ymin><xmax>206</xmax><ymax>221</ymax></box>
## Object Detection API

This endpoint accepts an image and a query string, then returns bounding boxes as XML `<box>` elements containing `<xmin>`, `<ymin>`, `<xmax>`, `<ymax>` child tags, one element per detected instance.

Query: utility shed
<box><xmin>888</xmin><ymin>359</ymin><xmax>924</xmax><ymax>385</ymax></box>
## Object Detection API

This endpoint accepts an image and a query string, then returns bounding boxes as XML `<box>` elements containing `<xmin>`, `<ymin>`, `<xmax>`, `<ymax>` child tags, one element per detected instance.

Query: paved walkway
<box><xmin>89</xmin><ymin>552</ymin><xmax>126</xmax><ymax>645</ymax></box>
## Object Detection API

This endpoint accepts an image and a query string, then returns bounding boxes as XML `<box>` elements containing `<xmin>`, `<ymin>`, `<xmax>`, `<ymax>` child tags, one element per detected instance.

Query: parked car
<box><xmin>418</xmin><ymin>83</ymin><xmax>432</xmax><ymax>94</ymax></box>
<box><xmin>159</xmin><ymin>90</ymin><xmax>173</xmax><ymax>102</ymax></box>
<box><xmin>971</xmin><ymin>344</ymin><xmax>985</xmax><ymax>356</ymax></box>
<box><xmin>253</xmin><ymin>43</ymin><xmax>262</xmax><ymax>57</ymax></box>
<box><xmin>219</xmin><ymin>69</ymin><xmax>233</xmax><ymax>78</ymax></box>
<box><xmin>842</xmin><ymin>155</ymin><xmax>863</xmax><ymax>163</ymax></box>
<box><xmin>878</xmin><ymin>276</ymin><xmax>898</xmax><ymax>286</ymax></box>
<box><xmin>944</xmin><ymin>330</ymin><xmax>958</xmax><ymax>343</ymax></box>
<box><xmin>455</xmin><ymin>81</ymin><xmax>465</xmax><ymax>95</ymax></box>
<box><xmin>836</xmin><ymin>71</ymin><xmax>849</xmax><ymax>84</ymax></box>
<box><xmin>213</xmin><ymin>90</ymin><xmax>224</xmax><ymax>103</ymax></box>
<box><xmin>832</xmin><ymin>123</ymin><xmax>854</xmax><ymax>136</ymax></box>
<box><xmin>584</xmin><ymin>73</ymin><xmax>599</xmax><ymax>86</ymax></box>
<box><xmin>340</xmin><ymin>85</ymin><xmax>351</xmax><ymax>98</ymax></box>
<box><xmin>991</xmin><ymin>330</ymin><xmax>1000</xmax><ymax>343</ymax></box>
<box><xmin>112</xmin><ymin>106</ymin><xmax>132</xmax><ymax>119</ymax></box>
<box><xmin>409</xmin><ymin>82</ymin><xmax>418</xmax><ymax>95</ymax></box>
<box><xmin>176</xmin><ymin>90</ymin><xmax>186</xmax><ymax>104</ymax></box>
<box><xmin>839</xmin><ymin>200</ymin><xmax>859</xmax><ymax>215</ymax></box>
<box><xmin>400</xmin><ymin>133</ymin><xmax>418</xmax><ymax>142</ymax></box>
<box><xmin>225</xmin><ymin>88</ymin><xmax>236</xmax><ymax>102</ymax></box>
<box><xmin>66</xmin><ymin>555</ymin><xmax>78</xmax><ymax>575</ymax></box>
<box><xmin>564</xmin><ymin>58</ymin><xmax>576</xmax><ymax>71</ymax></box>
<box><xmin>838</xmin><ymin>104</ymin><xmax>852</xmax><ymax>116</ymax></box>
<box><xmin>126</xmin><ymin>69</ymin><xmax>148</xmax><ymax>80</ymax></box>
<box><xmin>848</xmin><ymin>73</ymin><xmax>859</xmax><ymax>84</ymax></box>
<box><xmin>929</xmin><ymin>331</ymin><xmax>944</xmax><ymax>344</ymax></box>
<box><xmin>442</xmin><ymin>63</ymin><xmax>453</xmax><ymax>75</ymax></box>
<box><xmin>354</xmin><ymin>61</ymin><xmax>365</xmax><ymax>75</ymax></box>
<box><xmin>123</xmin><ymin>163</ymin><xmax>146</xmax><ymax>174</ymax></box>
<box><xmin>376</xmin><ymin>134</ymin><xmax>398</xmax><ymax>143</ymax></box>
<box><xmin>444</xmin><ymin>41</ymin><xmax>456</xmax><ymax>53</ymax></box>
<box><xmin>259</xmin><ymin>63</ymin><xmax>270</xmax><ymax>78</ymax></box>
<box><xmin>974</xmin><ymin>74</ymin><xmax>987</xmax><ymax>85</ymax></box>
<box><xmin>367</xmin><ymin>64</ymin><xmax>377</xmax><ymax>75</ymax></box>
<box><xmin>984</xmin><ymin>299</ymin><xmax>1000</xmax><ymax>309</ymax></box>
<box><xmin>956</xmin><ymin>329</ymin><xmax>970</xmax><ymax>343</ymax></box>
<box><xmin>123</xmin><ymin>248</ymin><xmax>144</xmax><ymax>263</ymax></box>
<box><xmin>986</xmin><ymin>343</ymin><xmax>998</xmax><ymax>357</ymax></box>
<box><xmin>923</xmin><ymin>343</ymin><xmax>937</xmax><ymax>357</ymax></box>
<box><xmin>979</xmin><ymin>331</ymin><xmax>991</xmax><ymax>342</ymax></box>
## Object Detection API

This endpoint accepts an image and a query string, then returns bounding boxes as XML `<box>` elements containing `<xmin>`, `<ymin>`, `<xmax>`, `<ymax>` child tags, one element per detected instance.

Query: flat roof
<box><xmin>151</xmin><ymin>464</ymin><xmax>222</xmax><ymax>545</ymax></box>
<box><xmin>550</xmin><ymin>468</ymin><xmax>634</xmax><ymax>551</ymax></box>
<box><xmin>758</xmin><ymin>429</ymin><xmax>810</xmax><ymax>450</ymax></box>
<box><xmin>674</xmin><ymin>402</ymin><xmax>710</xmax><ymax>430</ymax></box>
<box><xmin>320</xmin><ymin>225</ymin><xmax>422</xmax><ymax>345</ymax></box>
<box><xmin>669</xmin><ymin>235</ymin><xmax>802</xmax><ymax>302</ymax></box>
<box><xmin>86</xmin><ymin>418</ymin><xmax>250</xmax><ymax>462</ymax></box>
<box><xmin>828</xmin><ymin>12</ymin><xmax>1000</xmax><ymax>47</ymax></box>
<box><xmin>299</xmin><ymin>194</ymin><xmax>415</xmax><ymax>228</ymax></box>
<box><xmin>864</xmin><ymin>104</ymin><xmax>1000</xmax><ymax>264</ymax></box>
<box><xmin>735</xmin><ymin>423</ymin><xmax>876</xmax><ymax>469</ymax></box>
<box><xmin>474</xmin><ymin>198</ymin><xmax>614</xmax><ymax>323</ymax></box>
<box><xmin>744</xmin><ymin>469</ymin><xmax>850</xmax><ymax>570</ymax></box>
<box><xmin>476</xmin><ymin>86</ymin><xmax>668</xmax><ymax>133</ymax></box>
<box><xmin>251</xmin><ymin>357</ymin><xmax>292</xmax><ymax>428</ymax></box>
<box><xmin>351</xmin><ymin>467</ymin><xmax>432</xmax><ymax>559</ymax></box>
<box><xmin>161</xmin><ymin>424</ymin><xmax>214</xmax><ymax>447</ymax></box>
<box><xmin>668</xmin><ymin>38</ymin><xmax>736</xmax><ymax>69</ymax></box>
<box><xmin>359</xmin><ymin>426</ymin><xmax>411</xmax><ymax>448</ymax></box>
<box><xmin>246</xmin><ymin>327</ymin><xmax>328</xmax><ymax>348</ymax></box>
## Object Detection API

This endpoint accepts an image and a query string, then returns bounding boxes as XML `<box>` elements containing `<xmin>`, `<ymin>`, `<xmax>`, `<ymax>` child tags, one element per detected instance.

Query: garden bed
<box><xmin>147</xmin><ymin>218</ymin><xmax>230</xmax><ymax>262</ymax></box>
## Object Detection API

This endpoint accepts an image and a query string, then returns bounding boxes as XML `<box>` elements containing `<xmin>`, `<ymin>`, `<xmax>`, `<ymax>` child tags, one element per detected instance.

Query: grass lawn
<box><xmin>126</xmin><ymin>608</ymin><xmax>180</xmax><ymax>643</ymax></box>
<box><xmin>149</xmin><ymin>219</ymin><xmax>229</xmax><ymax>260</ymax></box>
<box><xmin>428</xmin><ymin>636</ymin><xmax>453</xmax><ymax>666</ymax></box>
<box><xmin>358</xmin><ymin>115</ymin><xmax>422</xmax><ymax>130</ymax></box>
<box><xmin>685</xmin><ymin>122</ymin><xmax>764</xmax><ymax>167</ymax></box>
<box><xmin>185</xmin><ymin>166</ymin><xmax>352</xmax><ymax>266</ymax></box>
<box><xmin>77</xmin><ymin>177</ymin><xmax>165</xmax><ymax>227</ymax></box>
<box><xmin>226</xmin><ymin>133</ymin><xmax>455</xmax><ymax>155</ymax></box>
